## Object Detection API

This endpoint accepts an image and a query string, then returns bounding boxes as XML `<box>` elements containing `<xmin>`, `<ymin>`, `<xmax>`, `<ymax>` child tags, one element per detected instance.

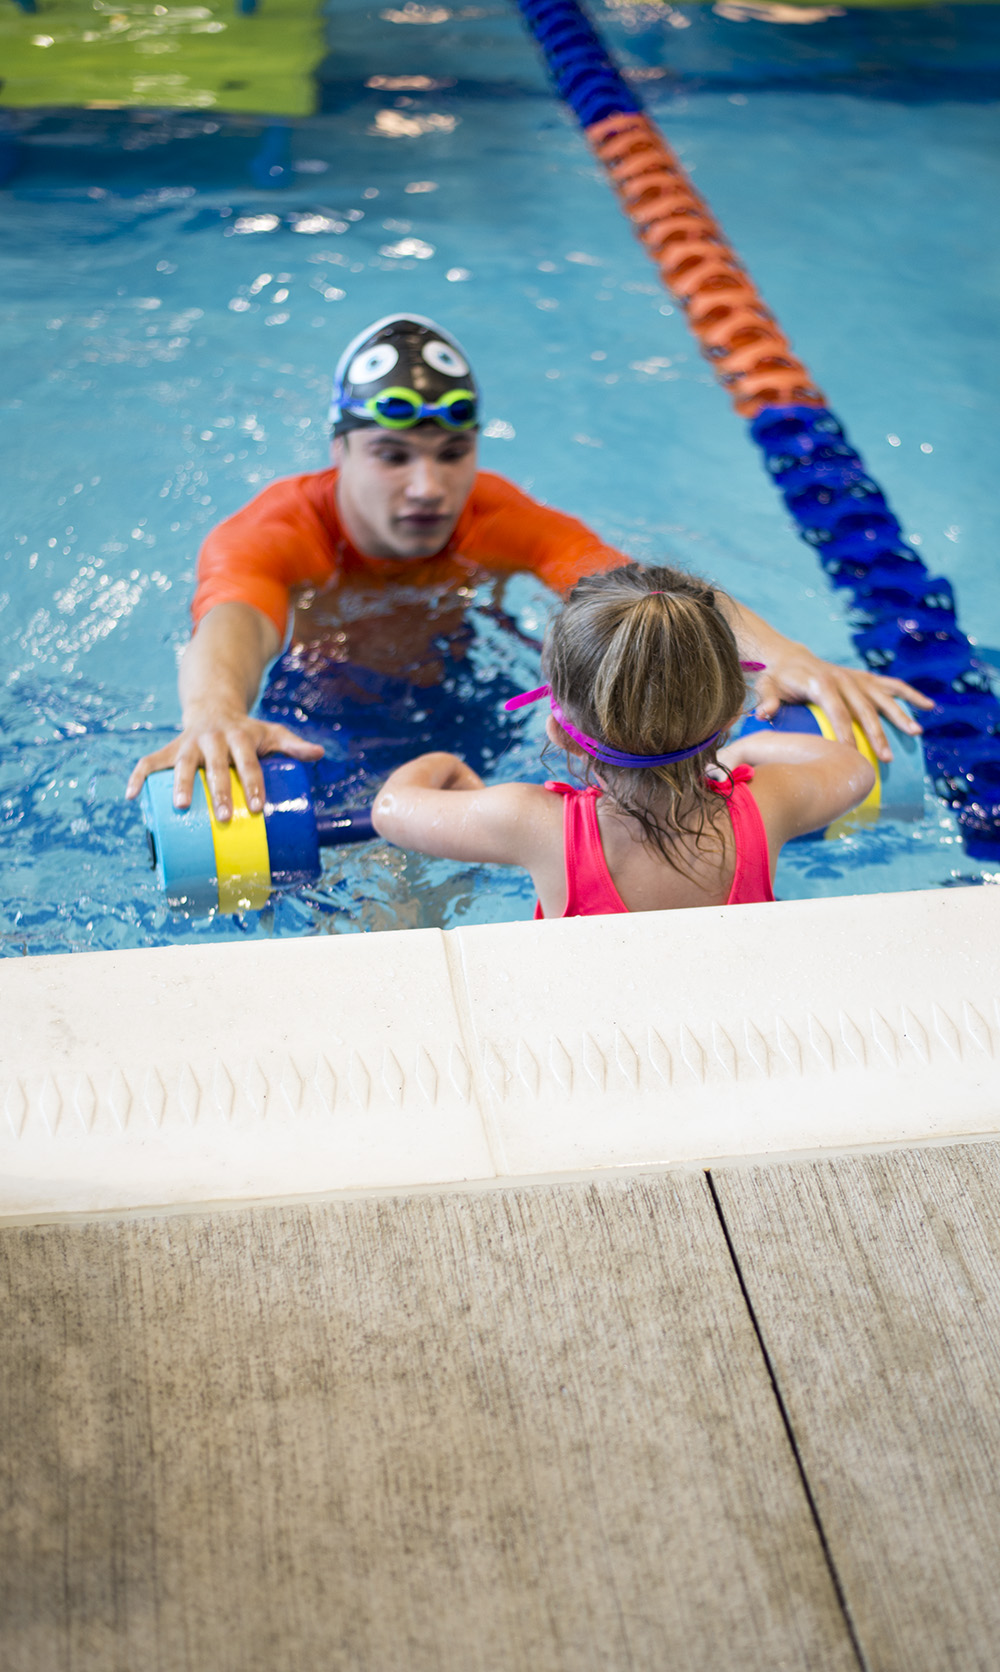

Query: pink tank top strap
<box><xmin>536</xmin><ymin>781</ymin><xmax>628</xmax><ymax>919</ymax></box>
<box><xmin>707</xmin><ymin>765</ymin><xmax>775</xmax><ymax>905</ymax></box>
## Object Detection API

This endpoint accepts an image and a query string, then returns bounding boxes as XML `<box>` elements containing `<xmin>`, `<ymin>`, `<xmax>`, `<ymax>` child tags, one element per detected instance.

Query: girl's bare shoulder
<box><xmin>483</xmin><ymin>779</ymin><xmax>563</xmax><ymax>828</ymax></box>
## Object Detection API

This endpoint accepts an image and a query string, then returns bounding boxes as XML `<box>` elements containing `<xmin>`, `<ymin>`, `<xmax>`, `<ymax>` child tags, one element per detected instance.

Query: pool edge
<box><xmin>1</xmin><ymin>885</ymin><xmax>998</xmax><ymax>1218</ymax></box>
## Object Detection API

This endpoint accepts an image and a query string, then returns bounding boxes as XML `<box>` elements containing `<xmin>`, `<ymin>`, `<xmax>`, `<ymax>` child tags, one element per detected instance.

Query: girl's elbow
<box><xmin>370</xmin><ymin>790</ymin><xmax>398</xmax><ymax>840</ymax></box>
<box><xmin>856</xmin><ymin>759</ymin><xmax>878</xmax><ymax>803</ymax></box>
<box><xmin>843</xmin><ymin>759</ymin><xmax>877</xmax><ymax>811</ymax></box>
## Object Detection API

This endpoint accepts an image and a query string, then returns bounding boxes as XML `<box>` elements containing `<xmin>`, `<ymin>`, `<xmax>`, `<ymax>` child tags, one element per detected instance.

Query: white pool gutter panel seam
<box><xmin>1</xmin><ymin>886</ymin><xmax>998</xmax><ymax>1218</ymax></box>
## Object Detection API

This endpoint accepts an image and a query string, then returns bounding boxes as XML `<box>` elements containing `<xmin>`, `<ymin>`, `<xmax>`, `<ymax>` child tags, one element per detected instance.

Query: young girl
<box><xmin>370</xmin><ymin>564</ymin><xmax>876</xmax><ymax>918</ymax></box>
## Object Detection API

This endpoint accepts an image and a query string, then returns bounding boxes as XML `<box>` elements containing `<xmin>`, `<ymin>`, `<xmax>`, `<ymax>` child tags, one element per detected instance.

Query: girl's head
<box><xmin>542</xmin><ymin>563</ymin><xmax>747</xmax><ymax>858</ymax></box>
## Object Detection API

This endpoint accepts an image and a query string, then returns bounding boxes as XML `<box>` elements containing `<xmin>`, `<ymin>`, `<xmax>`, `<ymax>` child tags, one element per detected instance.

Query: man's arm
<box><xmin>124</xmin><ymin>602</ymin><xmax>323</xmax><ymax>820</ymax></box>
<box><xmin>126</xmin><ymin>473</ymin><xmax>335</xmax><ymax>819</ymax></box>
<box><xmin>718</xmin><ymin>595</ymin><xmax>933</xmax><ymax>764</ymax></box>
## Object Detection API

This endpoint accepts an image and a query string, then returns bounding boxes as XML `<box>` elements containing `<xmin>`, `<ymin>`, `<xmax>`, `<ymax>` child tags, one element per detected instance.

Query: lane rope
<box><xmin>513</xmin><ymin>0</ymin><xmax>1000</xmax><ymax>854</ymax></box>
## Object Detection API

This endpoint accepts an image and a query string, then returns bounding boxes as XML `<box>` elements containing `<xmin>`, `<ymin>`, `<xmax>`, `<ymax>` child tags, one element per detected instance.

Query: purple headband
<box><xmin>504</xmin><ymin>685</ymin><xmax>717</xmax><ymax>768</ymax></box>
<box><xmin>503</xmin><ymin>661</ymin><xmax>766</xmax><ymax>771</ymax></box>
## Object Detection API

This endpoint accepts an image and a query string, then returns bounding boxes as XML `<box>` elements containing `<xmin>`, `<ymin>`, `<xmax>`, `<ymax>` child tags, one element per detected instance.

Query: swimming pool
<box><xmin>2</xmin><ymin>0</ymin><xmax>999</xmax><ymax>955</ymax></box>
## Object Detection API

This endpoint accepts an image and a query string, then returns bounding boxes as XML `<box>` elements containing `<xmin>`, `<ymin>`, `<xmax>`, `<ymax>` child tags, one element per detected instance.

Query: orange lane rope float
<box><xmin>586</xmin><ymin>110</ymin><xmax>824</xmax><ymax>418</ymax></box>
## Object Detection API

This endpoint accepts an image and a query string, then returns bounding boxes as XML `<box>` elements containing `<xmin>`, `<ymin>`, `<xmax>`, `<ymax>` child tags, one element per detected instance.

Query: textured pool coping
<box><xmin>1</xmin><ymin>886</ymin><xmax>998</xmax><ymax>1218</ymax></box>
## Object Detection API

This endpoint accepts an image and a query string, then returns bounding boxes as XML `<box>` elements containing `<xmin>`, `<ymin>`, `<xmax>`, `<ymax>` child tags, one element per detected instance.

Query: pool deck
<box><xmin>3</xmin><ymin>886</ymin><xmax>1000</xmax><ymax>1669</ymax></box>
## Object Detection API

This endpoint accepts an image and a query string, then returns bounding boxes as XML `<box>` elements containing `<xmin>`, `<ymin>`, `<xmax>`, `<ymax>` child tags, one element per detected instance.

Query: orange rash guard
<box><xmin>193</xmin><ymin>467</ymin><xmax>627</xmax><ymax>638</ymax></box>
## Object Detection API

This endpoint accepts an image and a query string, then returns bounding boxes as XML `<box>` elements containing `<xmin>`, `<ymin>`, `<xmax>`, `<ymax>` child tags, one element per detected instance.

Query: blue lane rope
<box><xmin>516</xmin><ymin>0</ymin><xmax>641</xmax><ymax>124</ymax></box>
<box><xmin>511</xmin><ymin>0</ymin><xmax>1000</xmax><ymax>855</ymax></box>
<box><xmin>751</xmin><ymin>405</ymin><xmax>1000</xmax><ymax>852</ymax></box>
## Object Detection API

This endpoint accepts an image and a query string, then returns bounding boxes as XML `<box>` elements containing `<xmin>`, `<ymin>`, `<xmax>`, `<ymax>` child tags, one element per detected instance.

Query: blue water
<box><xmin>3</xmin><ymin>2</ymin><xmax>1000</xmax><ymax>954</ymax></box>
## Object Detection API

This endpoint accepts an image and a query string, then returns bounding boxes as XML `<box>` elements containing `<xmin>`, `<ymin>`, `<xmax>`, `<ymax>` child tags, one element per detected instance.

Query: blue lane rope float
<box><xmin>751</xmin><ymin>405</ymin><xmax>1000</xmax><ymax>852</ymax></box>
<box><xmin>516</xmin><ymin>0</ymin><xmax>641</xmax><ymax>124</ymax></box>
<box><xmin>512</xmin><ymin>0</ymin><xmax>1000</xmax><ymax>856</ymax></box>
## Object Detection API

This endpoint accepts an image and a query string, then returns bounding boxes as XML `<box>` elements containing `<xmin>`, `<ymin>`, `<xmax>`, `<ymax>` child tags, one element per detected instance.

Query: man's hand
<box><xmin>753</xmin><ymin>642</ymin><xmax>933</xmax><ymax>764</ymax></box>
<box><xmin>126</xmin><ymin>602</ymin><xmax>322</xmax><ymax>821</ymax></box>
<box><xmin>718</xmin><ymin>595</ymin><xmax>934</xmax><ymax>763</ymax></box>
<box><xmin>125</xmin><ymin>711</ymin><xmax>324</xmax><ymax>821</ymax></box>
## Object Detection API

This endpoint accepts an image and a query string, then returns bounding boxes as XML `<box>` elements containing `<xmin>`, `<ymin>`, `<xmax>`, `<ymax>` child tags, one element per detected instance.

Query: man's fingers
<box><xmin>196</xmin><ymin>723</ymin><xmax>325</xmax><ymax>816</ymax></box>
<box><xmin>267</xmin><ymin>726</ymin><xmax>325</xmax><ymax>761</ymax></box>
<box><xmin>130</xmin><ymin>719</ymin><xmax>324</xmax><ymax>816</ymax></box>
<box><xmin>201</xmin><ymin>735</ymin><xmax>235</xmax><ymax>821</ymax></box>
<box><xmin>869</xmin><ymin>689</ymin><xmax>924</xmax><ymax>736</ymax></box>
<box><xmin>171</xmin><ymin>749</ymin><xmax>200</xmax><ymax>811</ymax></box>
<box><xmin>844</xmin><ymin>691</ymin><xmax>891</xmax><ymax>762</ymax></box>
<box><xmin>811</xmin><ymin>683</ymin><xmax>856</xmax><ymax>749</ymax></box>
<box><xmin>879</xmin><ymin>677</ymin><xmax>934</xmax><ymax>716</ymax></box>
<box><xmin>229</xmin><ymin>737</ymin><xmax>266</xmax><ymax>815</ymax></box>
<box><xmin>817</xmin><ymin>674</ymin><xmax>892</xmax><ymax>760</ymax></box>
<box><xmin>126</xmin><ymin>744</ymin><xmax>180</xmax><ymax>800</ymax></box>
<box><xmin>748</xmin><ymin>647</ymin><xmax>932</xmax><ymax>766</ymax></box>
<box><xmin>752</xmin><ymin>677</ymin><xmax>780</xmax><ymax>721</ymax></box>
<box><xmin>125</xmin><ymin>753</ymin><xmax>158</xmax><ymax>800</ymax></box>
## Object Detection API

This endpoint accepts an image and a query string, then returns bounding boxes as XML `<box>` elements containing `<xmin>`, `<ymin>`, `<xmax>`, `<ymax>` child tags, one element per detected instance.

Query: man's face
<box><xmin>333</xmin><ymin>424</ymin><xmax>478</xmax><ymax>560</ymax></box>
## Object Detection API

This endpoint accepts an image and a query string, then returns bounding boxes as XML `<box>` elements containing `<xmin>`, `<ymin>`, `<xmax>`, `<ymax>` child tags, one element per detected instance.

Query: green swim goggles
<box><xmin>337</xmin><ymin>385</ymin><xmax>479</xmax><ymax>431</ymax></box>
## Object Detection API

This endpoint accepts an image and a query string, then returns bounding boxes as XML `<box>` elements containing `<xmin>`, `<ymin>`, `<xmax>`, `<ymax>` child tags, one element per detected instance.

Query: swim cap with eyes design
<box><xmin>329</xmin><ymin>313</ymin><xmax>479</xmax><ymax>436</ymax></box>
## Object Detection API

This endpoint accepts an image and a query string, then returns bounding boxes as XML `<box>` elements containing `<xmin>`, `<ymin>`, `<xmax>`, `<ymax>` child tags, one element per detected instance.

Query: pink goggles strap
<box><xmin>504</xmin><ymin>684</ymin><xmax>550</xmax><ymax>713</ymax></box>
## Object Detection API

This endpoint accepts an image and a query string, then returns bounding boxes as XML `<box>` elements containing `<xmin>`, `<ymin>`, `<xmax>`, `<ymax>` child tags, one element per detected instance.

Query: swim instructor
<box><xmin>126</xmin><ymin>312</ymin><xmax>929</xmax><ymax>821</ymax></box>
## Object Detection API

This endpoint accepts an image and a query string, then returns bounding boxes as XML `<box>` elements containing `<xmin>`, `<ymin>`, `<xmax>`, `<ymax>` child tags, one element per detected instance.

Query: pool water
<box><xmin>2</xmin><ymin>1</ymin><xmax>1000</xmax><ymax>955</ymax></box>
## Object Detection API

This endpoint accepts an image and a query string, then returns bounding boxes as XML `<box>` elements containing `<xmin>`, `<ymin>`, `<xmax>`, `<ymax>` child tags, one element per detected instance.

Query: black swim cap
<box><xmin>329</xmin><ymin>313</ymin><xmax>479</xmax><ymax>437</ymax></box>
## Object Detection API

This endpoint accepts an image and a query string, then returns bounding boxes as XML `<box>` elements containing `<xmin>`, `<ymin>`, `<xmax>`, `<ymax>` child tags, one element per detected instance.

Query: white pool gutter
<box><xmin>1</xmin><ymin>886</ymin><xmax>998</xmax><ymax>1219</ymax></box>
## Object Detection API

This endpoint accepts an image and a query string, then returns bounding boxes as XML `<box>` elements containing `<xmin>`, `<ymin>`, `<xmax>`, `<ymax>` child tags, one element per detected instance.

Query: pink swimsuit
<box><xmin>535</xmin><ymin>763</ymin><xmax>775</xmax><ymax>919</ymax></box>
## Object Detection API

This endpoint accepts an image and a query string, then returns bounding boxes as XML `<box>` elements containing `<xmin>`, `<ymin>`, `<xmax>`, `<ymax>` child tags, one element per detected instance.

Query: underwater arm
<box><xmin>125</xmin><ymin>602</ymin><xmax>323</xmax><ymax>821</ymax></box>
<box><xmin>717</xmin><ymin>594</ymin><xmax>932</xmax><ymax>763</ymax></box>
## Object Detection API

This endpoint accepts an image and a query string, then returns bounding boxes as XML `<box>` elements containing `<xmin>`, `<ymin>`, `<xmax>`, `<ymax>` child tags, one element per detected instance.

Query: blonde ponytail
<box><xmin>543</xmin><ymin>564</ymin><xmax>747</xmax><ymax>867</ymax></box>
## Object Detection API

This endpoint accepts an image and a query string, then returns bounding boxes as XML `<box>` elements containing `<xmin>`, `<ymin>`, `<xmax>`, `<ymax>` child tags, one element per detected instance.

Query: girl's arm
<box><xmin>718</xmin><ymin>730</ymin><xmax>877</xmax><ymax>844</ymax></box>
<box><xmin>371</xmin><ymin>753</ymin><xmax>555</xmax><ymax>866</ymax></box>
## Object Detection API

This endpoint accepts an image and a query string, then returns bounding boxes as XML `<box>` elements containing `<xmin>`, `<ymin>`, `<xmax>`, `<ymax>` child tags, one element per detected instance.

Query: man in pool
<box><xmin>126</xmin><ymin>312</ymin><xmax>929</xmax><ymax>821</ymax></box>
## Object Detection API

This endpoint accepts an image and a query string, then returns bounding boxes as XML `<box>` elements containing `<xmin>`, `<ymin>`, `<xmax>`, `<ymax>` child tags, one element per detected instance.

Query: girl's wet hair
<box><xmin>543</xmin><ymin>563</ymin><xmax>748</xmax><ymax>866</ymax></box>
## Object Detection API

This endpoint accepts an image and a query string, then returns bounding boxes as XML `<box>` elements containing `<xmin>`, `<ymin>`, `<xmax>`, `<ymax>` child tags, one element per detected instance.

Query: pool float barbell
<box><xmin>140</xmin><ymin>756</ymin><xmax>374</xmax><ymax>913</ymax></box>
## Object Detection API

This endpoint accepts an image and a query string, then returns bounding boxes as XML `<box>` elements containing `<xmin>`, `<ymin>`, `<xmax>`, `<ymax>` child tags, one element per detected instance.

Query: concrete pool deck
<box><xmin>2</xmin><ymin>885</ymin><xmax>1000</xmax><ymax>1669</ymax></box>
